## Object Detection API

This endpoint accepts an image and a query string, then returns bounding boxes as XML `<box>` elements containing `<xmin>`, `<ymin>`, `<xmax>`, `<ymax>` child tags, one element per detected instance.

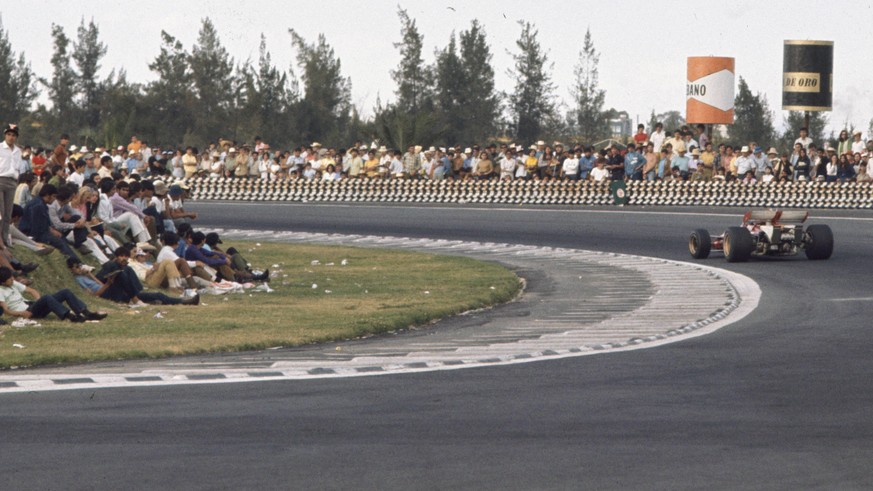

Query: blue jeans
<box><xmin>28</xmin><ymin>289</ymin><xmax>87</xmax><ymax>319</ymax></box>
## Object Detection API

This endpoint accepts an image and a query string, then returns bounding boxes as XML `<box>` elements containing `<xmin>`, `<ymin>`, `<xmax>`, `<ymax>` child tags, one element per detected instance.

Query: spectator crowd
<box><xmin>0</xmin><ymin>123</ymin><xmax>272</xmax><ymax>324</ymax></box>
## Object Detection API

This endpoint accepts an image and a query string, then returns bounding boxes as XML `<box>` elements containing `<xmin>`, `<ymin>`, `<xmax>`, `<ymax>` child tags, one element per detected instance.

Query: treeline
<box><xmin>0</xmin><ymin>10</ymin><xmax>834</xmax><ymax>151</ymax></box>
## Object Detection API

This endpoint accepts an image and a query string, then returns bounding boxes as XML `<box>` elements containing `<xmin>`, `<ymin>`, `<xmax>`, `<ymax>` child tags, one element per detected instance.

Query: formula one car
<box><xmin>688</xmin><ymin>210</ymin><xmax>833</xmax><ymax>262</ymax></box>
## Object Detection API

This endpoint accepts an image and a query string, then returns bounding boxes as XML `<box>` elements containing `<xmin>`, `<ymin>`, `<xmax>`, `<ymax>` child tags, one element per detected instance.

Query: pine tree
<box><xmin>45</xmin><ymin>24</ymin><xmax>77</xmax><ymax>138</ymax></box>
<box><xmin>97</xmin><ymin>69</ymin><xmax>141</xmax><ymax>147</ymax></box>
<box><xmin>189</xmin><ymin>18</ymin><xmax>235</xmax><ymax>143</ymax></box>
<box><xmin>72</xmin><ymin>18</ymin><xmax>107</xmax><ymax>131</ymax></box>
<box><xmin>392</xmin><ymin>7</ymin><xmax>431</xmax><ymax>114</ymax></box>
<box><xmin>289</xmin><ymin>30</ymin><xmax>351</xmax><ymax>145</ymax></box>
<box><xmin>0</xmin><ymin>17</ymin><xmax>37</xmax><ymax>126</ymax></box>
<box><xmin>457</xmin><ymin>20</ymin><xmax>500</xmax><ymax>144</ymax></box>
<box><xmin>730</xmin><ymin>77</ymin><xmax>775</xmax><ymax>147</ymax></box>
<box><xmin>375</xmin><ymin>8</ymin><xmax>438</xmax><ymax>149</ymax></box>
<box><xmin>508</xmin><ymin>21</ymin><xmax>557</xmax><ymax>144</ymax></box>
<box><xmin>145</xmin><ymin>31</ymin><xmax>194</xmax><ymax>146</ymax></box>
<box><xmin>434</xmin><ymin>33</ymin><xmax>464</xmax><ymax>145</ymax></box>
<box><xmin>572</xmin><ymin>28</ymin><xmax>609</xmax><ymax>143</ymax></box>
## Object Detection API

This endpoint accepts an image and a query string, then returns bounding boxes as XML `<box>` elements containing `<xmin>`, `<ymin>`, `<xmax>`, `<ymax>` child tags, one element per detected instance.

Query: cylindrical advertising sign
<box><xmin>782</xmin><ymin>40</ymin><xmax>833</xmax><ymax>111</ymax></box>
<box><xmin>686</xmin><ymin>57</ymin><xmax>735</xmax><ymax>124</ymax></box>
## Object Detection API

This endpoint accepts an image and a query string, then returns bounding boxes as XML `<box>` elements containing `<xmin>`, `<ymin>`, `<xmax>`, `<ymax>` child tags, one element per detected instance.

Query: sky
<box><xmin>3</xmin><ymin>0</ymin><xmax>873</xmax><ymax>136</ymax></box>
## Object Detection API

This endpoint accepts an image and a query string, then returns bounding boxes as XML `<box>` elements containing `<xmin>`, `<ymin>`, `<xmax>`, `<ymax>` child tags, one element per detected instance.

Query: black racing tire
<box><xmin>804</xmin><ymin>224</ymin><xmax>834</xmax><ymax>260</ymax></box>
<box><xmin>723</xmin><ymin>226</ymin><xmax>753</xmax><ymax>263</ymax></box>
<box><xmin>689</xmin><ymin>229</ymin><xmax>711</xmax><ymax>259</ymax></box>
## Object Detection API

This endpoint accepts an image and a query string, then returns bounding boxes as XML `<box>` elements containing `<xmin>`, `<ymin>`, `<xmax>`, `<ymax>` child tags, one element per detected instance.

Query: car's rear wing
<box><xmin>743</xmin><ymin>210</ymin><xmax>809</xmax><ymax>226</ymax></box>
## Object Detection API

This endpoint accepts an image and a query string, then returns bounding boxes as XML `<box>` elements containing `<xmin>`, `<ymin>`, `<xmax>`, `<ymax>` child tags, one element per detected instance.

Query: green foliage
<box><xmin>144</xmin><ymin>31</ymin><xmax>194</xmax><ymax>146</ymax></box>
<box><xmin>508</xmin><ymin>21</ymin><xmax>558</xmax><ymax>144</ymax></box>
<box><xmin>72</xmin><ymin>18</ymin><xmax>107</xmax><ymax>131</ymax></box>
<box><xmin>289</xmin><ymin>30</ymin><xmax>352</xmax><ymax>146</ymax></box>
<box><xmin>730</xmin><ymin>77</ymin><xmax>775</xmax><ymax>147</ymax></box>
<box><xmin>647</xmin><ymin>110</ymin><xmax>685</xmax><ymax>134</ymax></box>
<box><xmin>0</xmin><ymin>16</ymin><xmax>37</xmax><ymax>127</ymax></box>
<box><xmin>189</xmin><ymin>18</ymin><xmax>234</xmax><ymax>143</ymax></box>
<box><xmin>572</xmin><ymin>28</ymin><xmax>609</xmax><ymax>143</ymax></box>
<box><xmin>45</xmin><ymin>24</ymin><xmax>77</xmax><ymax>138</ymax></box>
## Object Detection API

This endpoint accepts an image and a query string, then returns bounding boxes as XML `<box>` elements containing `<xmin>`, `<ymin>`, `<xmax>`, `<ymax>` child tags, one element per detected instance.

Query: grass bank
<box><xmin>0</xmin><ymin>241</ymin><xmax>521</xmax><ymax>369</ymax></box>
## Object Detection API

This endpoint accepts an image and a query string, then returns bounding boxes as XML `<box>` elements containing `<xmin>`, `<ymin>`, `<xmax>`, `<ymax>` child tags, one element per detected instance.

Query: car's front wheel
<box><xmin>689</xmin><ymin>229</ymin><xmax>711</xmax><ymax>259</ymax></box>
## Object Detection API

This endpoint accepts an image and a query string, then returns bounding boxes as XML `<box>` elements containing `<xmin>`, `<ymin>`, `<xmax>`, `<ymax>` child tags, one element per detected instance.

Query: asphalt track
<box><xmin>3</xmin><ymin>203</ymin><xmax>873</xmax><ymax>490</ymax></box>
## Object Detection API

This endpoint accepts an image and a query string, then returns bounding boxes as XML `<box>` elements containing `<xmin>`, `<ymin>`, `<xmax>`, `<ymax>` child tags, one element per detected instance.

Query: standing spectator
<box><xmin>835</xmin><ymin>130</ymin><xmax>850</xmax><ymax>156</ymax></box>
<box><xmin>851</xmin><ymin>131</ymin><xmax>866</xmax><ymax>155</ymax></box>
<box><xmin>578</xmin><ymin>147</ymin><xmax>595</xmax><ymax>181</ymax></box>
<box><xmin>751</xmin><ymin>147</ymin><xmax>769</xmax><ymax>181</ymax></box>
<box><xmin>650</xmin><ymin>122</ymin><xmax>666</xmax><ymax>152</ymax></box>
<box><xmin>699</xmin><ymin>142</ymin><xmax>715</xmax><ymax>181</ymax></box>
<box><xmin>560</xmin><ymin>149</ymin><xmax>579</xmax><ymax>180</ymax></box>
<box><xmin>401</xmin><ymin>145</ymin><xmax>421</xmax><ymax>178</ymax></box>
<box><xmin>734</xmin><ymin>146</ymin><xmax>754</xmax><ymax>180</ymax></box>
<box><xmin>624</xmin><ymin>143</ymin><xmax>644</xmax><ymax>181</ymax></box>
<box><xmin>642</xmin><ymin>143</ymin><xmax>658</xmax><ymax>181</ymax></box>
<box><xmin>606</xmin><ymin>146</ymin><xmax>625</xmax><ymax>181</ymax></box>
<box><xmin>633</xmin><ymin>124</ymin><xmax>648</xmax><ymax>146</ymax></box>
<box><xmin>590</xmin><ymin>158</ymin><xmax>609</xmax><ymax>182</ymax></box>
<box><xmin>49</xmin><ymin>134</ymin><xmax>70</xmax><ymax>167</ymax></box>
<box><xmin>671</xmin><ymin>144</ymin><xmax>690</xmax><ymax>180</ymax></box>
<box><xmin>0</xmin><ymin>124</ymin><xmax>22</xmax><ymax>248</ymax></box>
<box><xmin>794</xmin><ymin>127</ymin><xmax>813</xmax><ymax>151</ymax></box>
<box><xmin>500</xmin><ymin>148</ymin><xmax>517</xmax><ymax>180</ymax></box>
<box><xmin>695</xmin><ymin>124</ymin><xmax>709</xmax><ymax>150</ymax></box>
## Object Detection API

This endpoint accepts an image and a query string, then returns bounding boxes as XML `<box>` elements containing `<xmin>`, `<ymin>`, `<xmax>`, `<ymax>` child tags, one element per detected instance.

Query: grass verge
<box><xmin>0</xmin><ymin>241</ymin><xmax>521</xmax><ymax>369</ymax></box>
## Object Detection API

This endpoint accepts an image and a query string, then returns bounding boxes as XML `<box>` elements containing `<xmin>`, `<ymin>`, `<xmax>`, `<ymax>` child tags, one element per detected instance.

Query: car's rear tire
<box><xmin>724</xmin><ymin>226</ymin><xmax>753</xmax><ymax>262</ymax></box>
<box><xmin>804</xmin><ymin>224</ymin><xmax>834</xmax><ymax>260</ymax></box>
<box><xmin>689</xmin><ymin>229</ymin><xmax>711</xmax><ymax>259</ymax></box>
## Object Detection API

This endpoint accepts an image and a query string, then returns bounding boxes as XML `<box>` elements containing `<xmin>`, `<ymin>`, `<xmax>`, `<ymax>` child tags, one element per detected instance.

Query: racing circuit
<box><xmin>3</xmin><ymin>202</ymin><xmax>873</xmax><ymax>489</ymax></box>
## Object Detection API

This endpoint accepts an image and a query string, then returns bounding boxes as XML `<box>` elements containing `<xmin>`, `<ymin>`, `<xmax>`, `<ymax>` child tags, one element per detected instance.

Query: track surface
<box><xmin>3</xmin><ymin>203</ymin><xmax>873</xmax><ymax>490</ymax></box>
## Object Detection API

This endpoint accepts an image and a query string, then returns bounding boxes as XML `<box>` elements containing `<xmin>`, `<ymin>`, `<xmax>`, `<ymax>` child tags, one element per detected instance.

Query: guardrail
<box><xmin>176</xmin><ymin>177</ymin><xmax>873</xmax><ymax>209</ymax></box>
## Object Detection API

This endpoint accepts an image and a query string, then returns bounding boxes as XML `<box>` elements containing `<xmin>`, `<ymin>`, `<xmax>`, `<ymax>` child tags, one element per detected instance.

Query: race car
<box><xmin>688</xmin><ymin>210</ymin><xmax>833</xmax><ymax>262</ymax></box>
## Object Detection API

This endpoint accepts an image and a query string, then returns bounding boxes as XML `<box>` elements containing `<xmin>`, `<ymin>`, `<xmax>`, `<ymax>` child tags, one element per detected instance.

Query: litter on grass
<box><xmin>12</xmin><ymin>343</ymin><xmax>25</xmax><ymax>349</ymax></box>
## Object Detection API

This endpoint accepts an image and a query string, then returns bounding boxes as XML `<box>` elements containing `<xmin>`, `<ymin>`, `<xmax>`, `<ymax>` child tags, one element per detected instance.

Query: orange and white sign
<box><xmin>686</xmin><ymin>57</ymin><xmax>735</xmax><ymax>124</ymax></box>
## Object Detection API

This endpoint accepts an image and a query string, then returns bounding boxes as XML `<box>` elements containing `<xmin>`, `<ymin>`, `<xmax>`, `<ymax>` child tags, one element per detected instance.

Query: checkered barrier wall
<box><xmin>176</xmin><ymin>177</ymin><xmax>873</xmax><ymax>209</ymax></box>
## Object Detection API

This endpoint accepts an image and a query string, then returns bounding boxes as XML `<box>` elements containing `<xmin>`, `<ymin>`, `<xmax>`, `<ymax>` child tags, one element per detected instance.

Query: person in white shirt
<box><xmin>650</xmin><ymin>123</ymin><xmax>666</xmax><ymax>152</ymax></box>
<box><xmin>500</xmin><ymin>149</ymin><xmax>517</xmax><ymax>180</ymax></box>
<box><xmin>794</xmin><ymin>127</ymin><xmax>813</xmax><ymax>150</ymax></box>
<box><xmin>0</xmin><ymin>124</ymin><xmax>22</xmax><ymax>247</ymax></box>
<box><xmin>561</xmin><ymin>152</ymin><xmax>580</xmax><ymax>180</ymax></box>
<box><xmin>851</xmin><ymin>131</ymin><xmax>866</xmax><ymax>155</ymax></box>
<box><xmin>590</xmin><ymin>158</ymin><xmax>610</xmax><ymax>182</ymax></box>
<box><xmin>67</xmin><ymin>160</ymin><xmax>86</xmax><ymax>187</ymax></box>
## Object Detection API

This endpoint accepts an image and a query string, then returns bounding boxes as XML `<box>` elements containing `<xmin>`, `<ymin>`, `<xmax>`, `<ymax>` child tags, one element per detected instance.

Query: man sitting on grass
<box><xmin>93</xmin><ymin>246</ymin><xmax>200</xmax><ymax>307</ymax></box>
<box><xmin>0</xmin><ymin>266</ymin><xmax>107</xmax><ymax>323</ymax></box>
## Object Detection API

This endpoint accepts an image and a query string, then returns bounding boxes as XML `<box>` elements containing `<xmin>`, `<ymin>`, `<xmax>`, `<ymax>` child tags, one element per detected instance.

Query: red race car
<box><xmin>688</xmin><ymin>210</ymin><xmax>833</xmax><ymax>262</ymax></box>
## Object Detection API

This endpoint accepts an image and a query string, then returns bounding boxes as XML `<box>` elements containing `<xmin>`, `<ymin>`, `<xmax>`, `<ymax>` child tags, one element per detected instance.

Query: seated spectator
<box><xmin>18</xmin><ymin>184</ymin><xmax>81</xmax><ymax>260</ymax></box>
<box><xmin>185</xmin><ymin>231</ymin><xmax>268</xmax><ymax>283</ymax></box>
<box><xmin>93</xmin><ymin>247</ymin><xmax>199</xmax><ymax>307</ymax></box>
<box><xmin>128</xmin><ymin>247</ymin><xmax>200</xmax><ymax>293</ymax></box>
<box><xmin>10</xmin><ymin>204</ymin><xmax>54</xmax><ymax>255</ymax></box>
<box><xmin>97</xmin><ymin>178</ymin><xmax>151</xmax><ymax>245</ymax></box>
<box><xmin>50</xmin><ymin>184</ymin><xmax>111</xmax><ymax>263</ymax></box>
<box><xmin>742</xmin><ymin>169</ymin><xmax>757</xmax><ymax>184</ymax></box>
<box><xmin>0</xmin><ymin>266</ymin><xmax>106</xmax><ymax>323</ymax></box>
<box><xmin>472</xmin><ymin>152</ymin><xmax>495</xmax><ymax>180</ymax></box>
<box><xmin>857</xmin><ymin>163</ymin><xmax>872</xmax><ymax>182</ymax></box>
<box><xmin>14</xmin><ymin>172</ymin><xmax>36</xmax><ymax>206</ymax></box>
